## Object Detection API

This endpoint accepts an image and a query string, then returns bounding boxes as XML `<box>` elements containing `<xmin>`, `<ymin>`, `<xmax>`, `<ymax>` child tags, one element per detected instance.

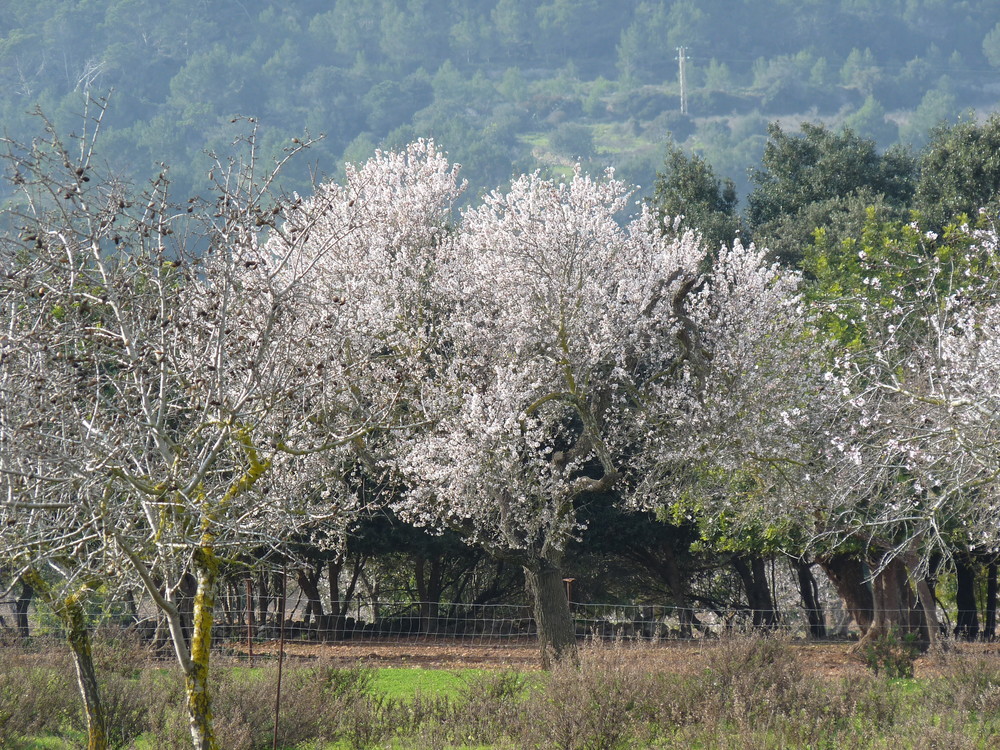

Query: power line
<box><xmin>677</xmin><ymin>46</ymin><xmax>689</xmax><ymax>115</ymax></box>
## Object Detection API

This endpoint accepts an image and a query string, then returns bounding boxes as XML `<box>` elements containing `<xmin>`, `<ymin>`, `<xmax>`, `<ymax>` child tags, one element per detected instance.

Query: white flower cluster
<box><xmin>265</xmin><ymin>149</ymin><xmax>819</xmax><ymax>563</ymax></box>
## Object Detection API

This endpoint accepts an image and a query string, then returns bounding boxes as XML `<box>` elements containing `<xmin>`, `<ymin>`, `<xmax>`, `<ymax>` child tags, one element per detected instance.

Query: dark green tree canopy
<box><xmin>915</xmin><ymin>114</ymin><xmax>1000</xmax><ymax>229</ymax></box>
<box><xmin>747</xmin><ymin>123</ymin><xmax>916</xmax><ymax>264</ymax></box>
<box><xmin>651</xmin><ymin>142</ymin><xmax>741</xmax><ymax>251</ymax></box>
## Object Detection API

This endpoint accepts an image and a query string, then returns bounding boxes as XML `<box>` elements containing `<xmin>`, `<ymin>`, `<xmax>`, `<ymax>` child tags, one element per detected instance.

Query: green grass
<box><xmin>590</xmin><ymin>122</ymin><xmax>649</xmax><ymax>153</ymax></box>
<box><xmin>372</xmin><ymin>667</ymin><xmax>485</xmax><ymax>701</ymax></box>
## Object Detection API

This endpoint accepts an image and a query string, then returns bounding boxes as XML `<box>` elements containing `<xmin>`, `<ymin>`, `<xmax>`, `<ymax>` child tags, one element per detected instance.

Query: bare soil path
<box><xmin>232</xmin><ymin>636</ymin><xmax>1000</xmax><ymax>677</ymax></box>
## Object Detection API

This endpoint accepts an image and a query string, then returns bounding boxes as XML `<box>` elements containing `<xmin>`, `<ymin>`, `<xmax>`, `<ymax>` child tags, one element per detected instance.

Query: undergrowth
<box><xmin>2</xmin><ymin>635</ymin><xmax>1000</xmax><ymax>748</ymax></box>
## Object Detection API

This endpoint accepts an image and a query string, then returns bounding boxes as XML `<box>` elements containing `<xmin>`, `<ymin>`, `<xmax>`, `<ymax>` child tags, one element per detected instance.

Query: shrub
<box><xmin>700</xmin><ymin>634</ymin><xmax>821</xmax><ymax>722</ymax></box>
<box><xmin>860</xmin><ymin>628</ymin><xmax>920</xmax><ymax>678</ymax></box>
<box><xmin>519</xmin><ymin>645</ymin><xmax>649</xmax><ymax>750</ymax></box>
<box><xmin>457</xmin><ymin>669</ymin><xmax>526</xmax><ymax>745</ymax></box>
<box><xmin>91</xmin><ymin>629</ymin><xmax>151</xmax><ymax>678</ymax></box>
<box><xmin>0</xmin><ymin>648</ymin><xmax>78</xmax><ymax>742</ymax></box>
<box><xmin>138</xmin><ymin>661</ymin><xmax>381</xmax><ymax>750</ymax></box>
<box><xmin>833</xmin><ymin>672</ymin><xmax>901</xmax><ymax>731</ymax></box>
<box><xmin>233</xmin><ymin>662</ymin><xmax>386</xmax><ymax>749</ymax></box>
<box><xmin>94</xmin><ymin>672</ymin><xmax>149</xmax><ymax>749</ymax></box>
<box><xmin>934</xmin><ymin>649</ymin><xmax>1000</xmax><ymax>714</ymax></box>
<box><xmin>643</xmin><ymin>672</ymin><xmax>710</xmax><ymax>729</ymax></box>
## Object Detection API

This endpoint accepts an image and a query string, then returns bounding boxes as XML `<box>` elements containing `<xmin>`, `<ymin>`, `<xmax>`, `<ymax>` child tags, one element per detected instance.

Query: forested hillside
<box><xmin>9</xmin><ymin>8</ymin><xmax>1000</xmax><ymax>744</ymax></box>
<box><xmin>3</xmin><ymin>0</ymin><xmax>1000</xmax><ymax>202</ymax></box>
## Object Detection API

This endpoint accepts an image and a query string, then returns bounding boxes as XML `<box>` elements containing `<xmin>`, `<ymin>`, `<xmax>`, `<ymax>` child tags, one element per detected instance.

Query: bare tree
<box><xmin>0</xmin><ymin>103</ymin><xmax>384</xmax><ymax>749</ymax></box>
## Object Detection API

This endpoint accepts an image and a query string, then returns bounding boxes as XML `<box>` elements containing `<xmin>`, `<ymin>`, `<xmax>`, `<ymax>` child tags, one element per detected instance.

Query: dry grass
<box><xmin>2</xmin><ymin>635</ymin><xmax>1000</xmax><ymax>748</ymax></box>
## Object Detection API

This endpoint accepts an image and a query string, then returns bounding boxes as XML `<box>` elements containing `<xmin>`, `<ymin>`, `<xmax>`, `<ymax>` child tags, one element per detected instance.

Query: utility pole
<box><xmin>676</xmin><ymin>46</ymin><xmax>688</xmax><ymax>115</ymax></box>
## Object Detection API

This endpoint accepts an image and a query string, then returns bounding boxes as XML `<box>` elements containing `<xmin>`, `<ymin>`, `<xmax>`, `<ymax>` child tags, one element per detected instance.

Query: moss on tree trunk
<box><xmin>22</xmin><ymin>570</ymin><xmax>107</xmax><ymax>750</ymax></box>
<box><xmin>184</xmin><ymin>546</ymin><xmax>220</xmax><ymax>750</ymax></box>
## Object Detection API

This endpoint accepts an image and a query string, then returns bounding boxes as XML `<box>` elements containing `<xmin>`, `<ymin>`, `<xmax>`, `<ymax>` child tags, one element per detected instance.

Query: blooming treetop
<box><xmin>818</xmin><ymin>220</ymin><xmax>1000</xmax><ymax>566</ymax></box>
<box><xmin>389</xmin><ymin>164</ymin><xmax>813</xmax><ymax>561</ymax></box>
<box><xmin>628</xmin><ymin>239</ymin><xmax>826</xmax><ymax>539</ymax></box>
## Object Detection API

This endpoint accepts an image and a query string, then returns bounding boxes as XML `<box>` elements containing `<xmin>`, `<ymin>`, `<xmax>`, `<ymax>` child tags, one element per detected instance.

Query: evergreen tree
<box><xmin>651</xmin><ymin>142</ymin><xmax>741</xmax><ymax>251</ymax></box>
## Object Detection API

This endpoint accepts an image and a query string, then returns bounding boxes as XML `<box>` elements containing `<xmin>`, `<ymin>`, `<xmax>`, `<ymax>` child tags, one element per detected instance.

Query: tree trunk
<box><xmin>22</xmin><ymin>572</ymin><xmax>106</xmax><ymax>750</ymax></box>
<box><xmin>257</xmin><ymin>570</ymin><xmax>270</xmax><ymax>634</ymax></box>
<box><xmin>869</xmin><ymin>557</ymin><xmax>903</xmax><ymax>637</ymax></box>
<box><xmin>415</xmin><ymin>556</ymin><xmax>443</xmax><ymax>635</ymax></box>
<box><xmin>732</xmin><ymin>554</ymin><xmax>778</xmax><ymax>628</ymax></box>
<box><xmin>954</xmin><ymin>555</ymin><xmax>980</xmax><ymax>641</ymax></box>
<box><xmin>818</xmin><ymin>554</ymin><xmax>874</xmax><ymax>634</ymax></box>
<box><xmin>295</xmin><ymin>565</ymin><xmax>325</xmax><ymax>633</ymax></box>
<box><xmin>985</xmin><ymin>562</ymin><xmax>998</xmax><ymax>641</ymax></box>
<box><xmin>861</xmin><ymin>555</ymin><xmax>927</xmax><ymax>650</ymax></box>
<box><xmin>523</xmin><ymin>556</ymin><xmax>577</xmax><ymax>669</ymax></box>
<box><xmin>327</xmin><ymin>558</ymin><xmax>346</xmax><ymax>640</ymax></box>
<box><xmin>903</xmin><ymin>551</ymin><xmax>941</xmax><ymax>652</ymax></box>
<box><xmin>118</xmin><ymin>589</ymin><xmax>138</xmax><ymax>629</ymax></box>
<box><xmin>658</xmin><ymin>544</ymin><xmax>697</xmax><ymax>638</ymax></box>
<box><xmin>14</xmin><ymin>580</ymin><xmax>33</xmax><ymax>639</ymax></box>
<box><xmin>64</xmin><ymin>598</ymin><xmax>107</xmax><ymax>750</ymax></box>
<box><xmin>178</xmin><ymin>573</ymin><xmax>197</xmax><ymax>648</ymax></box>
<box><xmin>795</xmin><ymin>559</ymin><xmax>826</xmax><ymax>639</ymax></box>
<box><xmin>183</xmin><ymin>547</ymin><xmax>219</xmax><ymax>750</ymax></box>
<box><xmin>271</xmin><ymin>571</ymin><xmax>285</xmax><ymax>629</ymax></box>
<box><xmin>334</xmin><ymin>555</ymin><xmax>365</xmax><ymax>639</ymax></box>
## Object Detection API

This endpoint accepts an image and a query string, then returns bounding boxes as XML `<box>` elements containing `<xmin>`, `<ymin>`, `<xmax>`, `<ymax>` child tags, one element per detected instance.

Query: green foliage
<box><xmin>748</xmin><ymin>122</ymin><xmax>917</xmax><ymax>264</ymax></box>
<box><xmin>651</xmin><ymin>141</ymin><xmax>741</xmax><ymax>250</ymax></box>
<box><xmin>843</xmin><ymin>95</ymin><xmax>898</xmax><ymax>148</ymax></box>
<box><xmin>548</xmin><ymin>122</ymin><xmax>594</xmax><ymax>159</ymax></box>
<box><xmin>983</xmin><ymin>22</ymin><xmax>1000</xmax><ymax>68</ymax></box>
<box><xmin>861</xmin><ymin>628</ymin><xmax>920</xmax><ymax>678</ymax></box>
<box><xmin>898</xmin><ymin>77</ymin><xmax>958</xmax><ymax>150</ymax></box>
<box><xmin>840</xmin><ymin>47</ymin><xmax>882</xmax><ymax>95</ymax></box>
<box><xmin>915</xmin><ymin>114</ymin><xmax>1000</xmax><ymax>229</ymax></box>
<box><xmin>805</xmin><ymin>209</ymin><xmax>1000</xmax><ymax>348</ymax></box>
<box><xmin>0</xmin><ymin>0</ymin><xmax>993</xmax><ymax>211</ymax></box>
<box><xmin>362</xmin><ymin>74</ymin><xmax>433</xmax><ymax>135</ymax></box>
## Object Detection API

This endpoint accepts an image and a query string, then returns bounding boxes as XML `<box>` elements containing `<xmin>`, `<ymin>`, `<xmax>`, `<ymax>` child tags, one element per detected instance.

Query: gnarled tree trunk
<box><xmin>818</xmin><ymin>553</ymin><xmax>874</xmax><ymax>635</ymax></box>
<box><xmin>523</xmin><ymin>556</ymin><xmax>576</xmax><ymax>669</ymax></box>
<box><xmin>858</xmin><ymin>555</ymin><xmax>930</xmax><ymax>650</ymax></box>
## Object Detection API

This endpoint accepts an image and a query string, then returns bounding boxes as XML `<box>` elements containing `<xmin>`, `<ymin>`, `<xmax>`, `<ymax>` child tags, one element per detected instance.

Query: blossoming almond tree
<box><xmin>631</xmin><ymin>240</ymin><xmax>824</xmax><ymax>505</ymax></box>
<box><xmin>262</xmin><ymin>139</ymin><xmax>465</xmax><ymax>432</ymax></box>
<box><xmin>611</xmin><ymin>236</ymin><xmax>831</xmax><ymax>636</ymax></box>
<box><xmin>388</xmin><ymin>167</ymin><xmax>788</xmax><ymax>665</ymax></box>
<box><xmin>813</xmin><ymin>219</ymin><xmax>1000</xmax><ymax>648</ymax></box>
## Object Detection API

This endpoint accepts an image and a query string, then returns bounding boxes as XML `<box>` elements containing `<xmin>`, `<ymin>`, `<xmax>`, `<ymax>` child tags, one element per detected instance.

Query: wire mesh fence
<box><xmin>1</xmin><ymin>589</ymin><xmax>918</xmax><ymax>649</ymax></box>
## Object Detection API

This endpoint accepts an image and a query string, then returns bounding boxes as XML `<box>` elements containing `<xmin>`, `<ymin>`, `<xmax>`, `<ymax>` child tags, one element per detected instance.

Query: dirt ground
<box><xmin>230</xmin><ymin>636</ymin><xmax>999</xmax><ymax>677</ymax></box>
